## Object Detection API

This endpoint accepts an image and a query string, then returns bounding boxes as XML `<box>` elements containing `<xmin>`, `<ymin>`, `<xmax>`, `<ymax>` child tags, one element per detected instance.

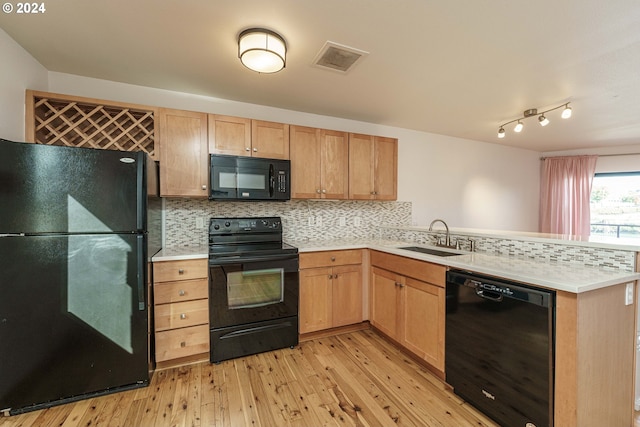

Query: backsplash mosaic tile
<box><xmin>163</xmin><ymin>198</ymin><xmax>635</xmax><ymax>272</ymax></box>
<box><xmin>381</xmin><ymin>227</ymin><xmax>637</xmax><ymax>272</ymax></box>
<box><xmin>164</xmin><ymin>199</ymin><xmax>412</xmax><ymax>247</ymax></box>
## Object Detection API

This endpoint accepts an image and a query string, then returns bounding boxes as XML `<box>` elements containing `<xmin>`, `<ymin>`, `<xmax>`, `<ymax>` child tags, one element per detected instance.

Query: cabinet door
<box><xmin>348</xmin><ymin>133</ymin><xmax>375</xmax><ymax>200</ymax></box>
<box><xmin>252</xmin><ymin>120</ymin><xmax>290</xmax><ymax>159</ymax></box>
<box><xmin>290</xmin><ymin>125</ymin><xmax>322</xmax><ymax>199</ymax></box>
<box><xmin>373</xmin><ymin>136</ymin><xmax>398</xmax><ymax>200</ymax></box>
<box><xmin>320</xmin><ymin>129</ymin><xmax>349</xmax><ymax>199</ymax></box>
<box><xmin>208</xmin><ymin>114</ymin><xmax>251</xmax><ymax>156</ymax></box>
<box><xmin>332</xmin><ymin>265</ymin><xmax>363</xmax><ymax>328</ymax></box>
<box><xmin>158</xmin><ymin>108</ymin><xmax>209</xmax><ymax>197</ymax></box>
<box><xmin>370</xmin><ymin>267</ymin><xmax>400</xmax><ymax>339</ymax></box>
<box><xmin>401</xmin><ymin>277</ymin><xmax>445</xmax><ymax>371</ymax></box>
<box><xmin>299</xmin><ymin>267</ymin><xmax>332</xmax><ymax>334</ymax></box>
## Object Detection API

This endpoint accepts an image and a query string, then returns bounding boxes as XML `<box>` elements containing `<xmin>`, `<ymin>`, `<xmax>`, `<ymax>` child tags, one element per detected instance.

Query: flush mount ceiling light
<box><xmin>497</xmin><ymin>102</ymin><xmax>572</xmax><ymax>138</ymax></box>
<box><xmin>238</xmin><ymin>28</ymin><xmax>286</xmax><ymax>73</ymax></box>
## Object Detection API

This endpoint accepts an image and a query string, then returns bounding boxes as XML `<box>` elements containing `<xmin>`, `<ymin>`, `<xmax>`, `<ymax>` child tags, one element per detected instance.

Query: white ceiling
<box><xmin>2</xmin><ymin>0</ymin><xmax>640</xmax><ymax>152</ymax></box>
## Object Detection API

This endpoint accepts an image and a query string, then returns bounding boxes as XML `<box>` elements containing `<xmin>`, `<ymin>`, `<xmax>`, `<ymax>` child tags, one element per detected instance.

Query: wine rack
<box><xmin>26</xmin><ymin>90</ymin><xmax>158</xmax><ymax>160</ymax></box>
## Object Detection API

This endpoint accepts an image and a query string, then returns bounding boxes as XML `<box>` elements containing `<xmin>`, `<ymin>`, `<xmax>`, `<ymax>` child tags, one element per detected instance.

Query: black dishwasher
<box><xmin>446</xmin><ymin>270</ymin><xmax>555</xmax><ymax>427</ymax></box>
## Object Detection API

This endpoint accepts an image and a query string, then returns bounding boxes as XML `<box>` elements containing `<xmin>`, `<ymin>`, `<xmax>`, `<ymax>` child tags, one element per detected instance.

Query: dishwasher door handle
<box><xmin>475</xmin><ymin>288</ymin><xmax>504</xmax><ymax>302</ymax></box>
<box><xmin>466</xmin><ymin>278</ymin><xmax>505</xmax><ymax>302</ymax></box>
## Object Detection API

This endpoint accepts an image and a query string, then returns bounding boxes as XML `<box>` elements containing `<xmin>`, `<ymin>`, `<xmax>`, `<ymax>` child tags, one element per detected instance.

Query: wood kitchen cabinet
<box><xmin>349</xmin><ymin>134</ymin><xmax>397</xmax><ymax>200</ymax></box>
<box><xmin>152</xmin><ymin>258</ymin><xmax>209</xmax><ymax>367</ymax></box>
<box><xmin>299</xmin><ymin>250</ymin><xmax>363</xmax><ymax>334</ymax></box>
<box><xmin>158</xmin><ymin>108</ymin><xmax>209</xmax><ymax>197</ymax></box>
<box><xmin>209</xmin><ymin>115</ymin><xmax>290</xmax><ymax>159</ymax></box>
<box><xmin>370</xmin><ymin>250</ymin><xmax>446</xmax><ymax>372</ymax></box>
<box><xmin>290</xmin><ymin>125</ymin><xmax>349</xmax><ymax>199</ymax></box>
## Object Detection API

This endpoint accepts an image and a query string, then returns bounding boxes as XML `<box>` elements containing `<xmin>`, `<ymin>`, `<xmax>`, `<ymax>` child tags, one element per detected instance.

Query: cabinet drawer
<box><xmin>154</xmin><ymin>299</ymin><xmax>209</xmax><ymax>331</ymax></box>
<box><xmin>154</xmin><ymin>278</ymin><xmax>208</xmax><ymax>305</ymax></box>
<box><xmin>153</xmin><ymin>259</ymin><xmax>208</xmax><ymax>282</ymax></box>
<box><xmin>300</xmin><ymin>249</ymin><xmax>362</xmax><ymax>269</ymax></box>
<box><xmin>155</xmin><ymin>324</ymin><xmax>209</xmax><ymax>362</ymax></box>
<box><xmin>370</xmin><ymin>250</ymin><xmax>446</xmax><ymax>287</ymax></box>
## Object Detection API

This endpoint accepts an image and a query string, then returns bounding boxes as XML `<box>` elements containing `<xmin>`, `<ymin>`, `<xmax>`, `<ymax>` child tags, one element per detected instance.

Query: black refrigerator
<box><xmin>0</xmin><ymin>139</ymin><xmax>162</xmax><ymax>415</ymax></box>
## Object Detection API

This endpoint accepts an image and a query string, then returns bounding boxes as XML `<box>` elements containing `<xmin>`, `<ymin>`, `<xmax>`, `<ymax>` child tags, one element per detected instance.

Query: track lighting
<box><xmin>497</xmin><ymin>102</ymin><xmax>571</xmax><ymax>138</ymax></box>
<box><xmin>538</xmin><ymin>114</ymin><xmax>549</xmax><ymax>126</ymax></box>
<box><xmin>514</xmin><ymin>121</ymin><xmax>523</xmax><ymax>132</ymax></box>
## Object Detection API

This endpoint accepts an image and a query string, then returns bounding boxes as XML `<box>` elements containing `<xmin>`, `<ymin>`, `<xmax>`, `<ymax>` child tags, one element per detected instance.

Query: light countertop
<box><xmin>153</xmin><ymin>239</ymin><xmax>640</xmax><ymax>294</ymax></box>
<box><xmin>153</xmin><ymin>246</ymin><xmax>208</xmax><ymax>261</ymax></box>
<box><xmin>293</xmin><ymin>239</ymin><xmax>640</xmax><ymax>293</ymax></box>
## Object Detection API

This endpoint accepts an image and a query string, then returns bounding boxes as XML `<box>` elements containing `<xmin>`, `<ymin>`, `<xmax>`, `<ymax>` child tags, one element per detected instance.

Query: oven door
<box><xmin>209</xmin><ymin>253</ymin><xmax>299</xmax><ymax>329</ymax></box>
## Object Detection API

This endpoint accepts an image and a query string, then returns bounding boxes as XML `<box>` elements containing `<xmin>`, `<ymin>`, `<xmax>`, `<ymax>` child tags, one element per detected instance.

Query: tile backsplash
<box><xmin>164</xmin><ymin>199</ymin><xmax>412</xmax><ymax>247</ymax></box>
<box><xmin>163</xmin><ymin>198</ymin><xmax>635</xmax><ymax>272</ymax></box>
<box><xmin>381</xmin><ymin>227</ymin><xmax>637</xmax><ymax>272</ymax></box>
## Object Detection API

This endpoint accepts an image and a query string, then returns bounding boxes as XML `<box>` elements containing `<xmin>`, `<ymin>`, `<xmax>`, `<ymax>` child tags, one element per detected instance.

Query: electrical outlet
<box><xmin>339</xmin><ymin>217</ymin><xmax>346</xmax><ymax>227</ymax></box>
<box><xmin>195</xmin><ymin>217</ymin><xmax>204</xmax><ymax>229</ymax></box>
<box><xmin>307</xmin><ymin>216</ymin><xmax>315</xmax><ymax>227</ymax></box>
<box><xmin>354</xmin><ymin>217</ymin><xmax>361</xmax><ymax>227</ymax></box>
<box><xmin>625</xmin><ymin>282</ymin><xmax>634</xmax><ymax>305</ymax></box>
<box><xmin>315</xmin><ymin>216</ymin><xmax>323</xmax><ymax>227</ymax></box>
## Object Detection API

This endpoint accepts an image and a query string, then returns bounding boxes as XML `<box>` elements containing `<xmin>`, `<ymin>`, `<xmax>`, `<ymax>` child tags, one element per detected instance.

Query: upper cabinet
<box><xmin>290</xmin><ymin>125</ymin><xmax>349</xmax><ymax>199</ymax></box>
<box><xmin>158</xmin><ymin>108</ymin><xmax>209</xmax><ymax>198</ymax></box>
<box><xmin>252</xmin><ymin>120</ymin><xmax>290</xmax><ymax>159</ymax></box>
<box><xmin>25</xmin><ymin>91</ymin><xmax>397</xmax><ymax>200</ymax></box>
<box><xmin>209</xmin><ymin>115</ymin><xmax>289</xmax><ymax>160</ymax></box>
<box><xmin>208</xmin><ymin>115</ymin><xmax>251</xmax><ymax>157</ymax></box>
<box><xmin>349</xmin><ymin>134</ymin><xmax>398</xmax><ymax>200</ymax></box>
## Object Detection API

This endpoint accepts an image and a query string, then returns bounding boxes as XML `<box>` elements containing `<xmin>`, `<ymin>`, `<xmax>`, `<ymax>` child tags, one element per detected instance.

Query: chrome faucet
<box><xmin>428</xmin><ymin>218</ymin><xmax>452</xmax><ymax>248</ymax></box>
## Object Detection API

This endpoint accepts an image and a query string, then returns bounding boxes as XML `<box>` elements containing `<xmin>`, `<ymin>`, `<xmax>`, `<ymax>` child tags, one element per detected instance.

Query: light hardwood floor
<box><xmin>2</xmin><ymin>330</ymin><xmax>504</xmax><ymax>426</ymax></box>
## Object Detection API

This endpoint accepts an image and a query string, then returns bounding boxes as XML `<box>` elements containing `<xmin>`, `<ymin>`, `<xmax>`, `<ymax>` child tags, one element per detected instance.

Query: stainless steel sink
<box><xmin>398</xmin><ymin>246</ymin><xmax>462</xmax><ymax>257</ymax></box>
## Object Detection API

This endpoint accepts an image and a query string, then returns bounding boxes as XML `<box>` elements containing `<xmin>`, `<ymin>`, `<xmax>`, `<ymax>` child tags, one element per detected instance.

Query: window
<box><xmin>590</xmin><ymin>172</ymin><xmax>640</xmax><ymax>239</ymax></box>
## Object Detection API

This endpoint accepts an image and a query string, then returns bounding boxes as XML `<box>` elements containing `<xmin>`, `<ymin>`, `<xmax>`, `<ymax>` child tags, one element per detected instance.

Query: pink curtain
<box><xmin>539</xmin><ymin>155</ymin><xmax>598</xmax><ymax>237</ymax></box>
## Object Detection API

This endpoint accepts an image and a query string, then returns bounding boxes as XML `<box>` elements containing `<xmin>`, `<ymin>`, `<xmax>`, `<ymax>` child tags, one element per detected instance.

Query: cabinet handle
<box><xmin>321</xmin><ymin>189</ymin><xmax>326</xmax><ymax>193</ymax></box>
<box><xmin>398</xmin><ymin>283</ymin><xmax>405</xmax><ymax>288</ymax></box>
<box><xmin>202</xmin><ymin>184</ymin><xmax>207</xmax><ymax>190</ymax></box>
<box><xmin>334</xmin><ymin>274</ymin><xmax>338</xmax><ymax>279</ymax></box>
<box><xmin>330</xmin><ymin>257</ymin><xmax>336</xmax><ymax>262</ymax></box>
<box><xmin>316</xmin><ymin>189</ymin><xmax>321</xmax><ymax>194</ymax></box>
<box><xmin>180</xmin><ymin>341</ymin><xmax>186</xmax><ymax>348</ymax></box>
<box><xmin>178</xmin><ymin>269</ymin><xmax>185</xmax><ymax>275</ymax></box>
<box><xmin>180</xmin><ymin>313</ymin><xmax>186</xmax><ymax>319</ymax></box>
<box><xmin>253</xmin><ymin>148</ymin><xmax>258</xmax><ymax>152</ymax></box>
<box><xmin>328</xmin><ymin>274</ymin><xmax>333</xmax><ymax>279</ymax></box>
<box><xmin>178</xmin><ymin>289</ymin><xmax>186</xmax><ymax>296</ymax></box>
<box><xmin>245</xmin><ymin>147</ymin><xmax>251</xmax><ymax>151</ymax></box>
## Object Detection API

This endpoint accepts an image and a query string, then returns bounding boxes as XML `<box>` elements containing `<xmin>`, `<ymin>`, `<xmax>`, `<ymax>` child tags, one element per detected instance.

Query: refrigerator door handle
<box><xmin>136</xmin><ymin>151</ymin><xmax>146</xmax><ymax>232</ymax></box>
<box><xmin>0</xmin><ymin>233</ymin><xmax>25</xmax><ymax>237</ymax></box>
<box><xmin>137</xmin><ymin>235</ymin><xmax>146</xmax><ymax>311</ymax></box>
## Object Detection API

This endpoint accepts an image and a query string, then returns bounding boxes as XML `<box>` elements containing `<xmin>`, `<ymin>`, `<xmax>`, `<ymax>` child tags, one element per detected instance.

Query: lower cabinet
<box><xmin>152</xmin><ymin>259</ymin><xmax>210</xmax><ymax>366</ymax></box>
<box><xmin>299</xmin><ymin>250</ymin><xmax>363</xmax><ymax>334</ymax></box>
<box><xmin>370</xmin><ymin>250</ymin><xmax>446</xmax><ymax>372</ymax></box>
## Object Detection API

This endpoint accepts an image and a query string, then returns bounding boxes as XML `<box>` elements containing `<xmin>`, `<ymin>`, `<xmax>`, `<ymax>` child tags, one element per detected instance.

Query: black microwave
<box><xmin>209</xmin><ymin>154</ymin><xmax>290</xmax><ymax>201</ymax></box>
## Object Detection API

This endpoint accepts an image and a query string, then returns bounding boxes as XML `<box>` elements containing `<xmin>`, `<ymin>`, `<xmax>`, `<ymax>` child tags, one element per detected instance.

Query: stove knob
<box><xmin>225</xmin><ymin>221</ymin><xmax>231</xmax><ymax>227</ymax></box>
<box><xmin>261</xmin><ymin>220</ymin><xmax>269</xmax><ymax>226</ymax></box>
<box><xmin>213</xmin><ymin>224</ymin><xmax>220</xmax><ymax>230</ymax></box>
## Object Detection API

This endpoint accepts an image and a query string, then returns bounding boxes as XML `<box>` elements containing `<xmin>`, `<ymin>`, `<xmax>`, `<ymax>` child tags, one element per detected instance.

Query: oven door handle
<box><xmin>209</xmin><ymin>253</ymin><xmax>298</xmax><ymax>265</ymax></box>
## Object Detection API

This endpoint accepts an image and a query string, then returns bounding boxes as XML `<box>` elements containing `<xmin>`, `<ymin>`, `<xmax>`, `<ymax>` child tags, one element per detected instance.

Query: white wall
<box><xmin>0</xmin><ymin>28</ymin><xmax>48</xmax><ymax>141</ymax></box>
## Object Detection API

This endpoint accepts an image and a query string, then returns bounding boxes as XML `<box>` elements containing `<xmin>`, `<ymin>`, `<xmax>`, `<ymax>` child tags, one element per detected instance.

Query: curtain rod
<box><xmin>540</xmin><ymin>152</ymin><xmax>640</xmax><ymax>160</ymax></box>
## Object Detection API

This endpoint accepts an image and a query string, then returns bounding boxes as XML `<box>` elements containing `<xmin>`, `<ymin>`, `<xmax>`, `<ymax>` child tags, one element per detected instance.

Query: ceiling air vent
<box><xmin>312</xmin><ymin>41</ymin><xmax>368</xmax><ymax>73</ymax></box>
